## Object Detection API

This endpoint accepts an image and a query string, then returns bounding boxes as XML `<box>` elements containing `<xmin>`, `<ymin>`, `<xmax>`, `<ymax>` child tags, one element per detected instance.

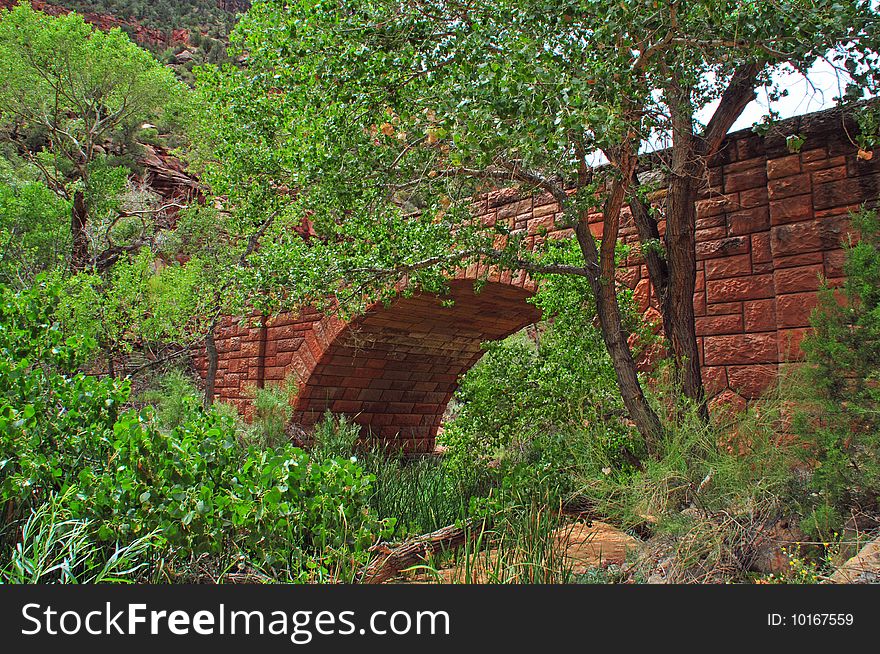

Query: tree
<box><xmin>0</xmin><ymin>2</ymin><xmax>183</xmax><ymax>271</ymax></box>
<box><xmin>193</xmin><ymin>0</ymin><xmax>878</xmax><ymax>455</ymax></box>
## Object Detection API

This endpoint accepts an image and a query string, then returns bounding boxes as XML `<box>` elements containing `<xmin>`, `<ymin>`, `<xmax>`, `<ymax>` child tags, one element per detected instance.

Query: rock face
<box><xmin>137</xmin><ymin>144</ymin><xmax>202</xmax><ymax>211</ymax></box>
<box><xmin>556</xmin><ymin>521</ymin><xmax>643</xmax><ymax>573</ymax></box>
<box><xmin>0</xmin><ymin>0</ymin><xmax>192</xmax><ymax>49</ymax></box>
<box><xmin>828</xmin><ymin>536</ymin><xmax>880</xmax><ymax>584</ymax></box>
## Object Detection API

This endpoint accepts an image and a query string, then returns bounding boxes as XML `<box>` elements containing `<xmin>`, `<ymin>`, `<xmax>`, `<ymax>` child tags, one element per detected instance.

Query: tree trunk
<box><xmin>665</xmin><ymin>170</ymin><xmax>708</xmax><ymax>420</ymax></box>
<box><xmin>629</xmin><ymin>193</ymin><xmax>673</xmax><ymax>345</ymax></box>
<box><xmin>70</xmin><ymin>189</ymin><xmax>89</xmax><ymax>272</ymax></box>
<box><xmin>574</xmin><ymin>220</ymin><xmax>665</xmax><ymax>456</ymax></box>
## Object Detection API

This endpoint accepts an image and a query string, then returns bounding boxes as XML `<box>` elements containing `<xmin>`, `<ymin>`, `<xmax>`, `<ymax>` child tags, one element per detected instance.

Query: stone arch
<box><xmin>290</xmin><ymin>279</ymin><xmax>541</xmax><ymax>453</ymax></box>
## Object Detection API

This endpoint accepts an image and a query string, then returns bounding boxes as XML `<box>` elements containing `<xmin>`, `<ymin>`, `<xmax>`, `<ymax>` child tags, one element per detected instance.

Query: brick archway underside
<box><xmin>291</xmin><ymin>280</ymin><xmax>541</xmax><ymax>453</ymax></box>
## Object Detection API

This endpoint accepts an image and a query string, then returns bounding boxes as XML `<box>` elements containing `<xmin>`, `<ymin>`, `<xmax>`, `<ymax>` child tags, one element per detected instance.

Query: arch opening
<box><xmin>291</xmin><ymin>279</ymin><xmax>541</xmax><ymax>453</ymax></box>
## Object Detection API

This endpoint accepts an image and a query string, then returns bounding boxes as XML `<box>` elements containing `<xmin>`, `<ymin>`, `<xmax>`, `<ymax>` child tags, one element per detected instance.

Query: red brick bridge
<box><xmin>196</xmin><ymin>106</ymin><xmax>879</xmax><ymax>453</ymax></box>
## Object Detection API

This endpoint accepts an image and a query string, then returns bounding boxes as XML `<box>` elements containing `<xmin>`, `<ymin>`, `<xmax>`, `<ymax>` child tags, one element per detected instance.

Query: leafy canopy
<box><xmin>192</xmin><ymin>0</ymin><xmax>878</xmax><ymax>313</ymax></box>
<box><xmin>0</xmin><ymin>2</ymin><xmax>184</xmax><ymax>187</ymax></box>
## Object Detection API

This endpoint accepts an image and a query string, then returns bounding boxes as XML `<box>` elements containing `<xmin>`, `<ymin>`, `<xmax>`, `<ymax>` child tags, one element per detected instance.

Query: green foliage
<box><xmin>0</xmin><ymin>3</ymin><xmax>187</xmax><ymax>270</ymax></box>
<box><xmin>441</xmin><ymin>250</ymin><xmax>649</xmax><ymax>490</ymax></box>
<box><xmin>0</xmin><ymin>175</ymin><xmax>70</xmax><ymax>286</ymax></box>
<box><xmin>140</xmin><ymin>369</ymin><xmax>202</xmax><ymax>430</ymax></box>
<box><xmin>796</xmin><ymin>209</ymin><xmax>880</xmax><ymax>534</ymax></box>
<box><xmin>0</xmin><ymin>3</ymin><xmax>183</xmax><ymax>172</ymax></box>
<box><xmin>245</xmin><ymin>378</ymin><xmax>296</xmax><ymax>448</ymax></box>
<box><xmin>310</xmin><ymin>411</ymin><xmax>360</xmax><ymax>461</ymax></box>
<box><xmin>0</xmin><ymin>280</ymin><xmax>393</xmax><ymax>581</ymax></box>
<box><xmin>190</xmin><ymin>0</ymin><xmax>879</xmax><ymax>318</ymax></box>
<box><xmin>57</xmin><ymin>249</ymin><xmax>214</xmax><ymax>356</ymax></box>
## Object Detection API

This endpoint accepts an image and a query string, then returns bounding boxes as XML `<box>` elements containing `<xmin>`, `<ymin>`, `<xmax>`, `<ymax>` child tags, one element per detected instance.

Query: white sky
<box><xmin>724</xmin><ymin>58</ymin><xmax>852</xmax><ymax>132</ymax></box>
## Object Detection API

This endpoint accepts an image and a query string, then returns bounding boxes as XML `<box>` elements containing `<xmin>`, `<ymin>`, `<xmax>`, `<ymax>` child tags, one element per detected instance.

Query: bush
<box><xmin>796</xmin><ymin>208</ymin><xmax>880</xmax><ymax>534</ymax></box>
<box><xmin>244</xmin><ymin>378</ymin><xmax>296</xmax><ymax>448</ymax></box>
<box><xmin>0</xmin><ymin>280</ymin><xmax>394</xmax><ymax>582</ymax></box>
<box><xmin>140</xmin><ymin>369</ymin><xmax>202</xmax><ymax>430</ymax></box>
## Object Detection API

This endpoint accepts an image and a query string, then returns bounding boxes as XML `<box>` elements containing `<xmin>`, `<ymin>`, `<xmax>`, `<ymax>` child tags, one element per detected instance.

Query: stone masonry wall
<box><xmin>196</xmin><ymin>105</ymin><xmax>880</xmax><ymax>451</ymax></box>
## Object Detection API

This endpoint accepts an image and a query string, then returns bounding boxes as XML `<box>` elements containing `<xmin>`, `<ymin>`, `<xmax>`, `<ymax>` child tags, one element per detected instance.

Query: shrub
<box><xmin>441</xmin><ymin>255</ymin><xmax>648</xmax><ymax>498</ymax></box>
<box><xmin>245</xmin><ymin>378</ymin><xmax>296</xmax><ymax>448</ymax></box>
<box><xmin>0</xmin><ymin>280</ymin><xmax>394</xmax><ymax>582</ymax></box>
<box><xmin>796</xmin><ymin>208</ymin><xmax>880</xmax><ymax>534</ymax></box>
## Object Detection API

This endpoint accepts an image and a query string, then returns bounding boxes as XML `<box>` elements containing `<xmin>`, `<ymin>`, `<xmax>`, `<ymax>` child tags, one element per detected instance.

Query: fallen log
<box><xmin>360</xmin><ymin>520</ymin><xmax>478</xmax><ymax>584</ymax></box>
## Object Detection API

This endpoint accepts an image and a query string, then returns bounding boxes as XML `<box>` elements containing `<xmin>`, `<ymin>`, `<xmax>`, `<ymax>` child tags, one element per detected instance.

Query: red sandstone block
<box><xmin>771</xmin><ymin>222</ymin><xmax>822</xmax><ymax>256</ymax></box>
<box><xmin>803</xmin><ymin>153</ymin><xmax>845</xmax><ymax>171</ymax></box>
<box><xmin>395</xmin><ymin>414</ymin><xmax>424</xmax><ymax>427</ymax></box>
<box><xmin>751</xmin><ymin>233</ymin><xmax>772</xmax><ymax>264</ymax></box>
<box><xmin>633</xmin><ymin>278</ymin><xmax>650</xmax><ymax>312</ymax></box>
<box><xmin>800</xmin><ymin>148</ymin><xmax>827</xmax><ymax>163</ymax></box>
<box><xmin>695</xmin><ymin>268</ymin><xmax>705</xmax><ymax>292</ymax></box>
<box><xmin>696</xmin><ymin>236</ymin><xmax>750</xmax><ymax>260</ymax></box>
<box><xmin>773</xmin><ymin>251</ymin><xmax>824</xmax><ymax>269</ymax></box>
<box><xmin>498</xmin><ymin>198</ymin><xmax>533</xmax><ymax>219</ymax></box>
<box><xmin>824</xmin><ymin>249</ymin><xmax>846</xmax><ymax>278</ymax></box>
<box><xmin>532</xmin><ymin>201</ymin><xmax>557</xmax><ymax>219</ymax></box>
<box><xmin>702</xmin><ymin>366</ymin><xmax>728</xmax><ymax>396</ymax></box>
<box><xmin>413</xmin><ymin>403</ymin><xmax>440</xmax><ymax>414</ymax></box>
<box><xmin>769</xmin><ymin>194</ymin><xmax>813</xmax><ymax>225</ymax></box>
<box><xmin>778</xmin><ymin>327</ymin><xmax>809</xmax><ymax>360</ymax></box>
<box><xmin>618</xmin><ymin>265</ymin><xmax>640</xmax><ymax>289</ymax></box>
<box><xmin>774</xmin><ymin>264</ymin><xmax>824</xmax><ymax>294</ymax></box>
<box><xmin>697</xmin><ymin>194</ymin><xmax>738</xmax><ymax>217</ymax></box>
<box><xmin>275</xmin><ymin>337</ymin><xmax>305</xmax><ymax>352</ymax></box>
<box><xmin>695</xmin><ymin>226</ymin><xmax>728</xmax><ymax>242</ymax></box>
<box><xmin>725</xmin><ymin>156</ymin><xmax>766</xmax><ymax>173</ymax></box>
<box><xmin>705</xmin><ymin>253</ymin><xmax>752</xmax><ymax>280</ymax></box>
<box><xmin>356</xmin><ymin>387</ymin><xmax>385</xmax><ymax>403</ymax></box>
<box><xmin>727</xmin><ymin>207</ymin><xmax>770</xmax><ymax>235</ymax></box>
<box><xmin>696</xmin><ymin>313</ymin><xmax>743</xmax><ymax>336</ymax></box>
<box><xmin>703</xmin><ymin>333</ymin><xmax>778</xmax><ymax>366</ymax></box>
<box><xmin>696</xmin><ymin>214</ymin><xmax>727</xmax><ymax>230</ymax></box>
<box><xmin>706</xmin><ymin>274</ymin><xmax>775</xmax><ymax>303</ymax></box>
<box><xmin>739</xmin><ymin>186</ymin><xmax>768</xmax><ymax>209</ymax></box>
<box><xmin>725</xmin><ymin>167</ymin><xmax>767</xmax><ymax>193</ymax></box>
<box><xmin>727</xmin><ymin>364</ymin><xmax>778</xmax><ymax>399</ymax></box>
<box><xmin>706</xmin><ymin>300</ymin><xmax>743</xmax><ymax>315</ymax></box>
<box><xmin>768</xmin><ymin>173</ymin><xmax>811</xmax><ymax>200</ymax></box>
<box><xmin>694</xmin><ymin>292</ymin><xmax>707</xmax><ymax>316</ymax></box>
<box><xmin>812</xmin><ymin>165</ymin><xmax>848</xmax><ymax>185</ymax></box>
<box><xmin>766</xmin><ymin>154</ymin><xmax>801</xmax><ymax>179</ymax></box>
<box><xmin>737</xmin><ymin>137</ymin><xmax>765</xmax><ymax>161</ymax></box>
<box><xmin>819</xmin><ymin>214</ymin><xmax>858</xmax><ymax>249</ymax></box>
<box><xmin>239</xmin><ymin>341</ymin><xmax>261</xmax><ymax>357</ymax></box>
<box><xmin>341</xmin><ymin>386</ymin><xmax>361</xmax><ymax>401</ymax></box>
<box><xmin>744</xmin><ymin>298</ymin><xmax>776</xmax><ymax>332</ymax></box>
<box><xmin>776</xmin><ymin>292</ymin><xmax>819</xmax><ymax>329</ymax></box>
<box><xmin>814</xmin><ymin>175</ymin><xmax>880</xmax><ymax>211</ymax></box>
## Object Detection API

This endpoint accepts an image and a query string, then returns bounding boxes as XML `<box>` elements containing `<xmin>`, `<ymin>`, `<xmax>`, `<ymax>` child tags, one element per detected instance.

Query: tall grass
<box><xmin>2</xmin><ymin>489</ymin><xmax>157</xmax><ymax>583</ymax></box>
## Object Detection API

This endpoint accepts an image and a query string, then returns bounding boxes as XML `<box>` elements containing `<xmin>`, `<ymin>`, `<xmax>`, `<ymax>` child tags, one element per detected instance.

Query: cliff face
<box><xmin>0</xmin><ymin>0</ymin><xmax>190</xmax><ymax>47</ymax></box>
<box><xmin>0</xmin><ymin>1</ymin><xmax>251</xmax><ymax>49</ymax></box>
